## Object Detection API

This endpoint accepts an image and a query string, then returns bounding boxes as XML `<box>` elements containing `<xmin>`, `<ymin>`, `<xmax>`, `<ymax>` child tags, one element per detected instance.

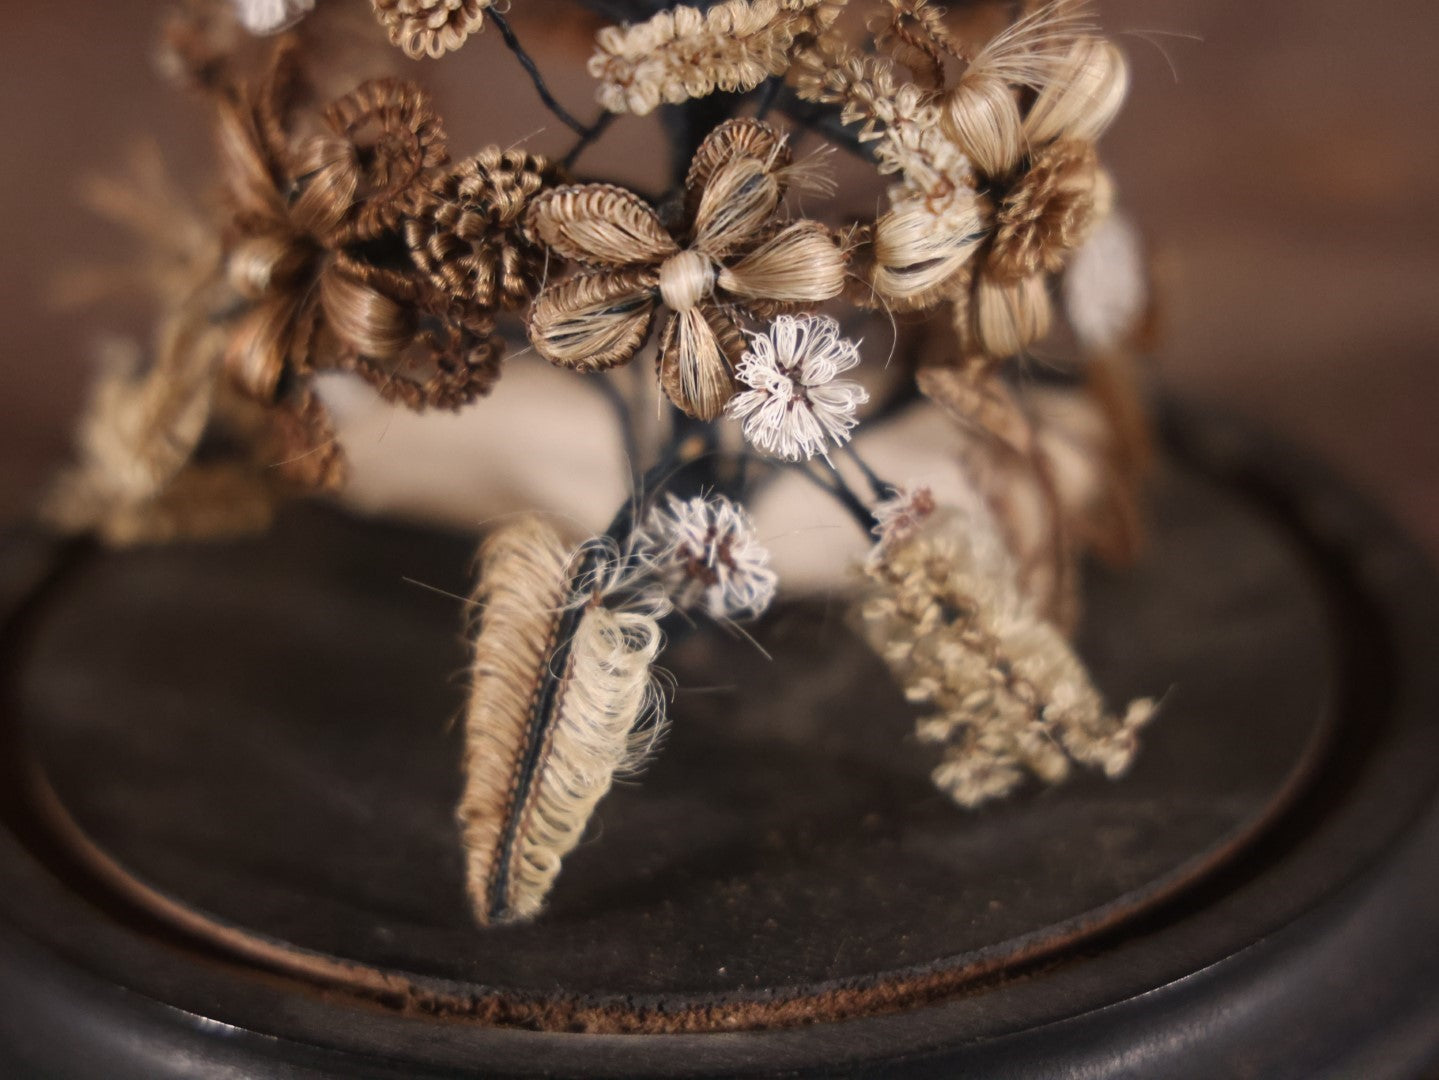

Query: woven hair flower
<box><xmin>526</xmin><ymin>118</ymin><xmax>847</xmax><ymax>420</ymax></box>
<box><xmin>372</xmin><ymin>0</ymin><xmax>493</xmax><ymax>59</ymax></box>
<box><xmin>638</xmin><ymin>493</ymin><xmax>778</xmax><ymax>620</ymax></box>
<box><xmin>726</xmin><ymin>313</ymin><xmax>869</xmax><ymax>461</ymax></box>
<box><xmin>219</xmin><ymin>58</ymin><xmax>451</xmax><ymax>413</ymax></box>
<box><xmin>801</xmin><ymin>0</ymin><xmax>1125</xmax><ymax>362</ymax></box>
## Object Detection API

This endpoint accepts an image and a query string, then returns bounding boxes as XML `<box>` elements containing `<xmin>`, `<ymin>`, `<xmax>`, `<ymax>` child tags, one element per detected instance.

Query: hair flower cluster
<box><xmin>55</xmin><ymin>0</ymin><xmax>1160</xmax><ymax>927</ymax></box>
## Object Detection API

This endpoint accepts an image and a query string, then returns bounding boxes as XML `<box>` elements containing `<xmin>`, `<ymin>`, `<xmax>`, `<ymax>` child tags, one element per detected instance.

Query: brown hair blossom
<box><xmin>404</xmin><ymin>148</ymin><xmax>564</xmax><ymax>313</ymax></box>
<box><xmin>213</xmin><ymin>42</ymin><xmax>536</xmax><ymax>483</ymax></box>
<box><xmin>526</xmin><ymin>118</ymin><xmax>847</xmax><ymax>419</ymax></box>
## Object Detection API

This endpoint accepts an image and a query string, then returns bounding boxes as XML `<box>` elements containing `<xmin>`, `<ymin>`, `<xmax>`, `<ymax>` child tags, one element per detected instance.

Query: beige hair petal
<box><xmin>215</xmin><ymin>97</ymin><xmax>290</xmax><ymax>226</ymax></box>
<box><xmin>693</xmin><ymin>156</ymin><xmax>788</xmax><ymax>262</ymax></box>
<box><xmin>224</xmin><ymin>295</ymin><xmax>299</xmax><ymax>403</ymax></box>
<box><xmin>717</xmin><ymin>220</ymin><xmax>846</xmax><ymax>303</ymax></box>
<box><xmin>528</xmin><ymin>184</ymin><xmax>678</xmax><ymax>269</ymax></box>
<box><xmin>939</xmin><ymin>72</ymin><xmax>1026</xmax><ymax>178</ymax></box>
<box><xmin>528</xmin><ymin>269</ymin><xmax>659</xmax><ymax>371</ymax></box>
<box><xmin>1024</xmin><ymin>35</ymin><xmax>1129</xmax><ymax>145</ymax></box>
<box><xmin>657</xmin><ymin>304</ymin><xmax>745</xmax><ymax>420</ymax></box>
<box><xmin>684</xmin><ymin>117</ymin><xmax>792</xmax><ymax>210</ymax></box>
<box><xmin>968</xmin><ymin>273</ymin><xmax>1053</xmax><ymax>358</ymax></box>
<box><xmin>318</xmin><ymin>265</ymin><xmax>417</xmax><ymax>360</ymax></box>
<box><xmin>872</xmin><ymin>194</ymin><xmax>988</xmax><ymax>311</ymax></box>
<box><xmin>939</xmin><ymin>0</ymin><xmax>1096</xmax><ymax>177</ymax></box>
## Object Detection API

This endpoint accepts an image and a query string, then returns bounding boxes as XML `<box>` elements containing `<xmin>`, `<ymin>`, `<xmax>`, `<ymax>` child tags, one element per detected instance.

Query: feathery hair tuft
<box><xmin>460</xmin><ymin>518</ymin><xmax>666</xmax><ymax>925</ymax></box>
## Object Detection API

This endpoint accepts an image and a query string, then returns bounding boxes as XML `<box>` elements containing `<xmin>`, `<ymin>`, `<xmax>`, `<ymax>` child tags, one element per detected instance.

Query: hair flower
<box><xmin>637</xmin><ymin>493</ymin><xmax>778</xmax><ymax>620</ymax></box>
<box><xmin>726</xmin><ymin>313</ymin><xmax>869</xmax><ymax>461</ymax></box>
<box><xmin>214</xmin><ymin>50</ymin><xmax>537</xmax><ymax>488</ymax></box>
<box><xmin>526</xmin><ymin>118</ymin><xmax>847</xmax><ymax>420</ymax></box>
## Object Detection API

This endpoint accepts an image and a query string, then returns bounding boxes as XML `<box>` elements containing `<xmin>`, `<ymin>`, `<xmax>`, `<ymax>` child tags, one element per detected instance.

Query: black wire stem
<box><xmin>489</xmin><ymin>10</ymin><xmax>590</xmax><ymax>136</ymax></box>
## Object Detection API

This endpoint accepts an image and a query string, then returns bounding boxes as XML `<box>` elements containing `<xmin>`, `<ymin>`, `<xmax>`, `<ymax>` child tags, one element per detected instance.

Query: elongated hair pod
<box><xmin>459</xmin><ymin>517</ymin><xmax>667</xmax><ymax>925</ymax></box>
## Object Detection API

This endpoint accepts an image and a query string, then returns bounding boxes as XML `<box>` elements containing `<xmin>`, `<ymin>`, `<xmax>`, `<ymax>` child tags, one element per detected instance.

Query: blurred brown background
<box><xmin>2</xmin><ymin>1</ymin><xmax>1436</xmax><ymax>549</ymax></box>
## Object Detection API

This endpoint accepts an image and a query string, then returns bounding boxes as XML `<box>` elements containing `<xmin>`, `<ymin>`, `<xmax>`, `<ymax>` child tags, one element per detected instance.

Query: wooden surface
<box><xmin>18</xmin><ymin>461</ymin><xmax>1327</xmax><ymax>1007</ymax></box>
<box><xmin>0</xmin><ymin>1</ymin><xmax>1436</xmax><ymax>550</ymax></box>
<box><xmin>1</xmin><ymin>408</ymin><xmax>1437</xmax><ymax>1075</ymax></box>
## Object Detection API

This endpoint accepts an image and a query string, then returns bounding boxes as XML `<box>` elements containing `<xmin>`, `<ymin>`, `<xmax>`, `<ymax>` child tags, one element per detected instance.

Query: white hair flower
<box><xmin>638</xmin><ymin>493</ymin><xmax>777</xmax><ymax>620</ymax></box>
<box><xmin>232</xmin><ymin>0</ymin><xmax>316</xmax><ymax>34</ymax></box>
<box><xmin>726</xmin><ymin>314</ymin><xmax>870</xmax><ymax>462</ymax></box>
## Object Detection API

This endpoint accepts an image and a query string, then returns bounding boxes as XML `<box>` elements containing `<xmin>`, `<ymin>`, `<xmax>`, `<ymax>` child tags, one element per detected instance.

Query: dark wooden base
<box><xmin>0</xmin><ymin>407</ymin><xmax>1437</xmax><ymax>1077</ymax></box>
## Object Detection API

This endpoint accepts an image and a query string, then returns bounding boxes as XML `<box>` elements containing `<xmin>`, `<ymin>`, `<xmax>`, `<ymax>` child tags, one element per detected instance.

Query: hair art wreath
<box><xmin>51</xmin><ymin>0</ymin><xmax>1159</xmax><ymax>924</ymax></box>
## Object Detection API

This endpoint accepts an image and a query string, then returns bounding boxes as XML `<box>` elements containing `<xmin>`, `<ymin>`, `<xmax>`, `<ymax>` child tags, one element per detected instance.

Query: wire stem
<box><xmin>594</xmin><ymin>374</ymin><xmax>642</xmax><ymax>490</ymax></box>
<box><xmin>774</xmin><ymin>91</ymin><xmax>875</xmax><ymax>162</ymax></box>
<box><xmin>812</xmin><ymin>457</ymin><xmax>879</xmax><ymax>534</ymax></box>
<box><xmin>843</xmin><ymin>443</ymin><xmax>896</xmax><ymax>500</ymax></box>
<box><xmin>490</xmin><ymin>10</ymin><xmax>590</xmax><ymax>136</ymax></box>
<box><xmin>754</xmin><ymin>76</ymin><xmax>782</xmax><ymax>120</ymax></box>
<box><xmin>562</xmin><ymin>110</ymin><xmax>617</xmax><ymax>169</ymax></box>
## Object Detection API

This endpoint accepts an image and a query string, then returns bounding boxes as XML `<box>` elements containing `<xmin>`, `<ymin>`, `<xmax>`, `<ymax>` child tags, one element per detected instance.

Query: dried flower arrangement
<box><xmin>46</xmin><ymin>0</ymin><xmax>1159</xmax><ymax>926</ymax></box>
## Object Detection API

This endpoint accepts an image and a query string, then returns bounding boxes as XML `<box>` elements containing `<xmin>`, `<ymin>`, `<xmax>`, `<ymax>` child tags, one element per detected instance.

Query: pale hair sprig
<box><xmin>857</xmin><ymin>500</ymin><xmax>1155</xmax><ymax>809</ymax></box>
<box><xmin>589</xmin><ymin>0</ymin><xmax>842</xmax><ymax>116</ymax></box>
<box><xmin>527</xmin><ymin>119</ymin><xmax>846</xmax><ymax>420</ymax></box>
<box><xmin>726</xmin><ymin>313</ymin><xmax>869</xmax><ymax>462</ymax></box>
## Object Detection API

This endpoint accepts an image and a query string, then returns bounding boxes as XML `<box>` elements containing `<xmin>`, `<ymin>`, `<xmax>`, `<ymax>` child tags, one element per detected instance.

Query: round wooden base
<box><xmin>0</xmin><ymin>408</ymin><xmax>1436</xmax><ymax>1077</ymax></box>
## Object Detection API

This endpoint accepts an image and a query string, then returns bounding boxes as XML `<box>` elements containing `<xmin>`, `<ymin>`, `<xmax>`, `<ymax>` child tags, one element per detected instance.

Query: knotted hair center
<box><xmin>658</xmin><ymin>249</ymin><xmax>716</xmax><ymax>312</ymax></box>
